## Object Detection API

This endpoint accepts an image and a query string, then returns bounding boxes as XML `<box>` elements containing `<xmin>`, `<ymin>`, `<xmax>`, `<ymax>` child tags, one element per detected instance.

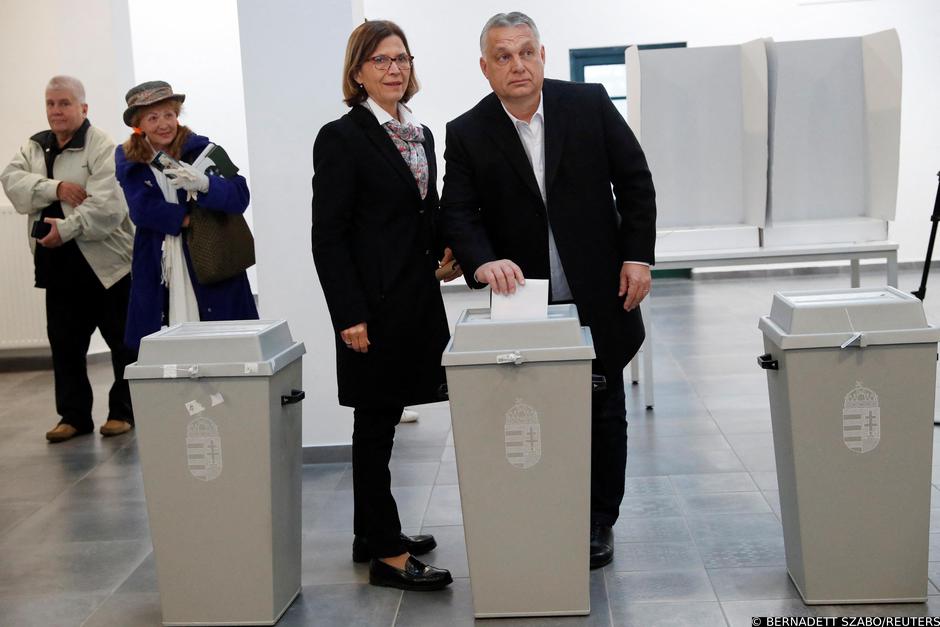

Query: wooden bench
<box><xmin>631</xmin><ymin>240</ymin><xmax>900</xmax><ymax>408</ymax></box>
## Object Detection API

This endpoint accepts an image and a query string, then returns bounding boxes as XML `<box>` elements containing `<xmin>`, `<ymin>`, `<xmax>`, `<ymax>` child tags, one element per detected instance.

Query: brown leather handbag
<box><xmin>185</xmin><ymin>204</ymin><xmax>255</xmax><ymax>285</ymax></box>
<box><xmin>183</xmin><ymin>144</ymin><xmax>255</xmax><ymax>285</ymax></box>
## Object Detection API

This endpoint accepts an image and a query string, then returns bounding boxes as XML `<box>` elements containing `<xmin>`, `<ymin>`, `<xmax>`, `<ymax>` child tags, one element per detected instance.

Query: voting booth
<box><xmin>763</xmin><ymin>30</ymin><xmax>902</xmax><ymax>247</ymax></box>
<box><xmin>626</xmin><ymin>40</ymin><xmax>768</xmax><ymax>253</ymax></box>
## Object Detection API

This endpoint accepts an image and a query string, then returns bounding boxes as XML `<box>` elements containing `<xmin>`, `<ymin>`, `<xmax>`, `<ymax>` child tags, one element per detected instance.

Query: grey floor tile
<box><xmin>928</xmin><ymin>562</ymin><xmax>940</xmax><ymax>592</ymax></box>
<box><xmin>812</xmin><ymin>602</ymin><xmax>933</xmax><ymax>617</ymax></box>
<box><xmin>300</xmin><ymin>462</ymin><xmax>348</xmax><ymax>493</ymax></box>
<box><xmin>435</xmin><ymin>460</ymin><xmax>459</xmax><ymax>486</ymax></box>
<box><xmin>618</xmin><ymin>495</ymin><xmax>684</xmax><ymax>519</ymax></box>
<box><xmin>0</xmin><ymin>540</ymin><xmax>150</xmax><ymax>597</ymax></box>
<box><xmin>392</xmin><ymin>444</ymin><xmax>448</xmax><ymax>463</ymax></box>
<box><xmin>634</xmin><ymin>434</ymin><xmax>733</xmax><ymax>454</ymax></box>
<box><xmin>416</xmin><ymin>524</ymin><xmax>469</xmax><ymax>579</ymax></box>
<box><xmin>686</xmin><ymin>513</ymin><xmax>783</xmax><ymax>541</ymax></box>
<box><xmin>607</xmin><ymin>569</ymin><xmax>716</xmax><ymax>604</ymax></box>
<box><xmin>931</xmin><ymin>534</ymin><xmax>940</xmax><ymax>562</ymax></box>
<box><xmin>629</xmin><ymin>416</ymin><xmax>722</xmax><ymax>437</ymax></box>
<box><xmin>0</xmin><ymin>500</ymin><xmax>45</xmax><ymax>538</ymax></box>
<box><xmin>392</xmin><ymin>577</ymin><xmax>475</xmax><ymax>627</ymax></box>
<box><xmin>608</xmin><ymin>541</ymin><xmax>703</xmax><ymax>572</ymax></box>
<box><xmin>750</xmin><ymin>471</ymin><xmax>779</xmax><ymax>492</ymax></box>
<box><xmin>670</xmin><ymin>472</ymin><xmax>758</xmax><ymax>494</ymax></box>
<box><xmin>113</xmin><ymin>551</ymin><xmax>157</xmax><ymax>594</ymax></box>
<box><xmin>58</xmin><ymin>470</ymin><xmax>146</xmax><ymax>503</ymax></box>
<box><xmin>81</xmin><ymin>592</ymin><xmax>163</xmax><ymax>627</ymax></box>
<box><xmin>391</xmin><ymin>486</ymin><xmax>434</xmax><ymax>529</ymax></box>
<box><xmin>423</xmin><ymin>485</ymin><xmax>463</xmax><ymax>527</ymax></box>
<box><xmin>763</xmin><ymin>490</ymin><xmax>782</xmax><ymax>517</ymax></box>
<box><xmin>622</xmin><ymin>476</ymin><xmax>674</xmax><ymax>497</ymax></box>
<box><xmin>707</xmin><ymin>566</ymin><xmax>800</xmax><ymax>601</ymax></box>
<box><xmin>610</xmin><ymin>601</ymin><xmax>727</xmax><ymax>627</ymax></box>
<box><xmin>696</xmin><ymin>536</ymin><xmax>787</xmax><ymax>568</ymax></box>
<box><xmin>711</xmin><ymin>410</ymin><xmax>773</xmax><ymax>435</ymax></box>
<box><xmin>395</xmin><ymin>574</ymin><xmax>611</xmax><ymax>626</ymax></box>
<box><xmin>0</xmin><ymin>497</ymin><xmax>151</xmax><ymax>547</ymax></box>
<box><xmin>615</xmin><ymin>516</ymin><xmax>691</xmax><ymax>544</ymax></box>
<box><xmin>276</xmin><ymin>583</ymin><xmax>402</xmax><ymax>627</ymax></box>
<box><xmin>677</xmin><ymin>492</ymin><xmax>772</xmax><ymax>516</ymax></box>
<box><xmin>627</xmin><ymin>450</ymin><xmax>747</xmax><ymax>476</ymax></box>
<box><xmin>302</xmin><ymin>489</ymin><xmax>355</xmax><ymax>531</ymax></box>
<box><xmin>301</xmin><ymin>528</ymin><xmax>369</xmax><ymax>585</ymax></box>
<box><xmin>0</xmin><ymin>593</ymin><xmax>106</xmax><ymax>627</ymax></box>
<box><xmin>721</xmin><ymin>599</ymin><xmax>816</xmax><ymax>626</ymax></box>
<box><xmin>336</xmin><ymin>461</ymin><xmax>442</xmax><ymax>490</ymax></box>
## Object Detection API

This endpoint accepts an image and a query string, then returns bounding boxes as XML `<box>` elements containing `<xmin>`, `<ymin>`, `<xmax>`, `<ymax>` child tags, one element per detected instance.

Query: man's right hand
<box><xmin>473</xmin><ymin>259</ymin><xmax>525</xmax><ymax>295</ymax></box>
<box><xmin>56</xmin><ymin>182</ymin><xmax>87</xmax><ymax>207</ymax></box>
<box><xmin>340</xmin><ymin>322</ymin><xmax>370</xmax><ymax>353</ymax></box>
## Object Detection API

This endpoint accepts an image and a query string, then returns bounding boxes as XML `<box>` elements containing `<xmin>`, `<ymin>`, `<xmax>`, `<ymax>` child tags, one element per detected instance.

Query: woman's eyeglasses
<box><xmin>367</xmin><ymin>54</ymin><xmax>414</xmax><ymax>71</ymax></box>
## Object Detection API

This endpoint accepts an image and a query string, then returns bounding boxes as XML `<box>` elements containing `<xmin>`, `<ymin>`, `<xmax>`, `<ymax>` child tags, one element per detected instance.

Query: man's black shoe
<box><xmin>352</xmin><ymin>533</ymin><xmax>437</xmax><ymax>563</ymax></box>
<box><xmin>369</xmin><ymin>556</ymin><xmax>453</xmax><ymax>591</ymax></box>
<box><xmin>590</xmin><ymin>523</ymin><xmax>614</xmax><ymax>569</ymax></box>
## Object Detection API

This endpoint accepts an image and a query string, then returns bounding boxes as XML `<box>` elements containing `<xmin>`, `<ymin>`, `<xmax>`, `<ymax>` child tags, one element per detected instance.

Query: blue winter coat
<box><xmin>116</xmin><ymin>133</ymin><xmax>258</xmax><ymax>349</ymax></box>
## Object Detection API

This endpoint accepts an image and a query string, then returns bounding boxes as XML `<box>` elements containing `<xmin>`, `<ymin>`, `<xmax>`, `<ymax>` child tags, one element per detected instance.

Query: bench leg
<box><xmin>642</xmin><ymin>302</ymin><xmax>654</xmax><ymax>410</ymax></box>
<box><xmin>850</xmin><ymin>259</ymin><xmax>861</xmax><ymax>288</ymax></box>
<box><xmin>887</xmin><ymin>252</ymin><xmax>898</xmax><ymax>287</ymax></box>
<box><xmin>630</xmin><ymin>353</ymin><xmax>640</xmax><ymax>384</ymax></box>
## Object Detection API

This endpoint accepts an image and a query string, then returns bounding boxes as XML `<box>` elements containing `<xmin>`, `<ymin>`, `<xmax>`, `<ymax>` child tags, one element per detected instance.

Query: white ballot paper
<box><xmin>489</xmin><ymin>278</ymin><xmax>549</xmax><ymax>320</ymax></box>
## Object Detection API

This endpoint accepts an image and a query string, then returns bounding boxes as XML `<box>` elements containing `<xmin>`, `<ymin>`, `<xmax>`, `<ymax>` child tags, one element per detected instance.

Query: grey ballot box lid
<box><xmin>758</xmin><ymin>286</ymin><xmax>940</xmax><ymax>350</ymax></box>
<box><xmin>125</xmin><ymin>319</ymin><xmax>306</xmax><ymax>380</ymax></box>
<box><xmin>441</xmin><ymin>303</ymin><xmax>596</xmax><ymax>367</ymax></box>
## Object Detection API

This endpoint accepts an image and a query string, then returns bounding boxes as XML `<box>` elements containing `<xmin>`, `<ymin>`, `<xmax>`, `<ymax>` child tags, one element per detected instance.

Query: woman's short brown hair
<box><xmin>121</xmin><ymin>99</ymin><xmax>192</xmax><ymax>163</ymax></box>
<box><xmin>342</xmin><ymin>20</ymin><xmax>419</xmax><ymax>107</ymax></box>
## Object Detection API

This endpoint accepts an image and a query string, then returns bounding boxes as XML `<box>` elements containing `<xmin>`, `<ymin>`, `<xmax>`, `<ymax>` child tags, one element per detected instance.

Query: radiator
<box><xmin>0</xmin><ymin>205</ymin><xmax>48</xmax><ymax>351</ymax></box>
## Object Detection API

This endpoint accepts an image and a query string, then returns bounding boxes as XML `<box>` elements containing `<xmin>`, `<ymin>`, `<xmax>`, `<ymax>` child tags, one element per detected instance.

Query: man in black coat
<box><xmin>439</xmin><ymin>12</ymin><xmax>656</xmax><ymax>569</ymax></box>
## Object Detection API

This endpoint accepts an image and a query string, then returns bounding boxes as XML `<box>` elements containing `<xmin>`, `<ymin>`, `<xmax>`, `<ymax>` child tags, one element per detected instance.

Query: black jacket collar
<box><xmin>475</xmin><ymin>79</ymin><xmax>569</xmax><ymax>206</ymax></box>
<box><xmin>348</xmin><ymin>104</ymin><xmax>421</xmax><ymax>198</ymax></box>
<box><xmin>30</xmin><ymin>118</ymin><xmax>92</xmax><ymax>151</ymax></box>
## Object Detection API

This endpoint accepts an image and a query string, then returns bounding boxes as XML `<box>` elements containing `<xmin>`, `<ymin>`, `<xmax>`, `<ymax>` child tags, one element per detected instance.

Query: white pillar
<box><xmin>237</xmin><ymin>0</ymin><xmax>362</xmax><ymax>448</ymax></box>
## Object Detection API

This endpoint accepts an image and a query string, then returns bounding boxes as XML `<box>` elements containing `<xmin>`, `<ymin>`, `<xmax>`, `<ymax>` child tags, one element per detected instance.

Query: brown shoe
<box><xmin>99</xmin><ymin>420</ymin><xmax>133</xmax><ymax>437</ymax></box>
<box><xmin>46</xmin><ymin>423</ymin><xmax>81</xmax><ymax>443</ymax></box>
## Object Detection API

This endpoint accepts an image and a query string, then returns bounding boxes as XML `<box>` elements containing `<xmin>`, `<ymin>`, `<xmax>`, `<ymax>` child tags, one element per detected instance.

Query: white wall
<box><xmin>238</xmin><ymin>0</ymin><xmax>362</xmax><ymax>447</ymax></box>
<box><xmin>363</xmin><ymin>0</ymin><xmax>940</xmax><ymax>264</ymax></box>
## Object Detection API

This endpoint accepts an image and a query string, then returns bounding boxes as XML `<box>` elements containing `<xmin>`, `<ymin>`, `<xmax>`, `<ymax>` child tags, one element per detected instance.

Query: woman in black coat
<box><xmin>311</xmin><ymin>20</ymin><xmax>460</xmax><ymax>592</ymax></box>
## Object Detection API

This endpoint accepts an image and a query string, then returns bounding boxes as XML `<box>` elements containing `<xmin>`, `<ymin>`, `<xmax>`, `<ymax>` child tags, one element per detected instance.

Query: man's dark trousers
<box><xmin>45</xmin><ymin>262</ymin><xmax>135</xmax><ymax>432</ymax></box>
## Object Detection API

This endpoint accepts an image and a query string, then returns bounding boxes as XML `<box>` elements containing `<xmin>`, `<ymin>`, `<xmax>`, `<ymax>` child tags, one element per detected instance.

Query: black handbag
<box><xmin>183</xmin><ymin>145</ymin><xmax>256</xmax><ymax>285</ymax></box>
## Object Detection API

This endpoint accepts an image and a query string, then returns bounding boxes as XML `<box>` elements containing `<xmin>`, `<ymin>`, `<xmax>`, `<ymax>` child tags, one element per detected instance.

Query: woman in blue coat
<box><xmin>115</xmin><ymin>81</ymin><xmax>257</xmax><ymax>348</ymax></box>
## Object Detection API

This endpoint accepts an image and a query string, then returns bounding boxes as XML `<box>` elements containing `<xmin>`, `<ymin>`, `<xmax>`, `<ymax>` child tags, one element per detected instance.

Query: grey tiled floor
<box><xmin>3</xmin><ymin>268</ymin><xmax>940</xmax><ymax>626</ymax></box>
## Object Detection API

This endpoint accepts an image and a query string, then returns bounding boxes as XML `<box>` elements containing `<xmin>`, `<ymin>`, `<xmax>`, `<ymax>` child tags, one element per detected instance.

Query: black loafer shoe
<box><xmin>590</xmin><ymin>523</ymin><xmax>614</xmax><ymax>569</ymax></box>
<box><xmin>369</xmin><ymin>556</ymin><xmax>453</xmax><ymax>591</ymax></box>
<box><xmin>352</xmin><ymin>533</ymin><xmax>437</xmax><ymax>563</ymax></box>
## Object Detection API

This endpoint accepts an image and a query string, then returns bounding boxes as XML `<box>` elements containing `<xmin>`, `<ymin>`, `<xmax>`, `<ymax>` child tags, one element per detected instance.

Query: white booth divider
<box><xmin>626</xmin><ymin>40</ymin><xmax>768</xmax><ymax>254</ymax></box>
<box><xmin>764</xmin><ymin>29</ymin><xmax>901</xmax><ymax>247</ymax></box>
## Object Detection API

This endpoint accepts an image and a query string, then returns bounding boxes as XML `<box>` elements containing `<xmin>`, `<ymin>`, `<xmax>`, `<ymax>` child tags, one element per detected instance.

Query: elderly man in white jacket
<box><xmin>0</xmin><ymin>75</ymin><xmax>136</xmax><ymax>442</ymax></box>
